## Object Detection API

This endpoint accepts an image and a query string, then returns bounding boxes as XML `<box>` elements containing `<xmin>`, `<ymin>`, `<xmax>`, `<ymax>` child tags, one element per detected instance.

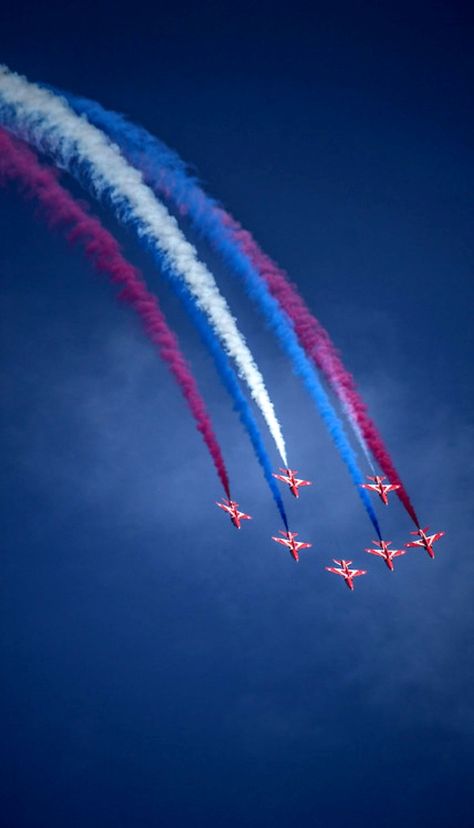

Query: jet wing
<box><xmin>295</xmin><ymin>479</ymin><xmax>311</xmax><ymax>487</ymax></box>
<box><xmin>391</xmin><ymin>549</ymin><xmax>406</xmax><ymax>558</ymax></box>
<box><xmin>295</xmin><ymin>542</ymin><xmax>312</xmax><ymax>551</ymax></box>
<box><xmin>272</xmin><ymin>537</ymin><xmax>290</xmax><ymax>547</ymax></box>
<box><xmin>325</xmin><ymin>566</ymin><xmax>344</xmax><ymax>576</ymax></box>
<box><xmin>366</xmin><ymin>548</ymin><xmax>385</xmax><ymax>557</ymax></box>
<box><xmin>350</xmin><ymin>569</ymin><xmax>367</xmax><ymax>578</ymax></box>
<box><xmin>273</xmin><ymin>473</ymin><xmax>291</xmax><ymax>483</ymax></box>
<box><xmin>384</xmin><ymin>484</ymin><xmax>401</xmax><ymax>492</ymax></box>
<box><xmin>429</xmin><ymin>531</ymin><xmax>445</xmax><ymax>543</ymax></box>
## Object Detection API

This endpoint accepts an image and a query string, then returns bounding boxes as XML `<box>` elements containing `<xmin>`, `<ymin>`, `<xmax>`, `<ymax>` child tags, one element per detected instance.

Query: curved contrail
<box><xmin>54</xmin><ymin>90</ymin><xmax>385</xmax><ymax>538</ymax></box>
<box><xmin>0</xmin><ymin>65</ymin><xmax>289</xmax><ymax>468</ymax></box>
<box><xmin>223</xmin><ymin>214</ymin><xmax>419</xmax><ymax>526</ymax></box>
<box><xmin>0</xmin><ymin>126</ymin><xmax>233</xmax><ymax>500</ymax></box>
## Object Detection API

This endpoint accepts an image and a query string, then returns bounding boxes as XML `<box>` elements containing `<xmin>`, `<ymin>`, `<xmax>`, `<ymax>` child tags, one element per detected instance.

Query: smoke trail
<box><xmin>0</xmin><ymin>127</ymin><xmax>231</xmax><ymax>499</ymax></box>
<box><xmin>225</xmin><ymin>217</ymin><xmax>420</xmax><ymax>527</ymax></box>
<box><xmin>158</xmin><ymin>273</ymin><xmax>289</xmax><ymax>529</ymax></box>
<box><xmin>57</xmin><ymin>90</ymin><xmax>385</xmax><ymax>537</ymax></box>
<box><xmin>58</xmin><ymin>91</ymin><xmax>417</xmax><ymax>528</ymax></box>
<box><xmin>0</xmin><ymin>126</ymin><xmax>288</xmax><ymax>528</ymax></box>
<box><xmin>0</xmin><ymin>66</ymin><xmax>289</xmax><ymax>470</ymax></box>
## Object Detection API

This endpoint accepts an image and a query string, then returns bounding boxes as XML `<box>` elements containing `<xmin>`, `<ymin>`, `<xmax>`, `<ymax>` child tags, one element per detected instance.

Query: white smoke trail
<box><xmin>0</xmin><ymin>65</ymin><xmax>288</xmax><ymax>465</ymax></box>
<box><xmin>337</xmin><ymin>390</ymin><xmax>376</xmax><ymax>472</ymax></box>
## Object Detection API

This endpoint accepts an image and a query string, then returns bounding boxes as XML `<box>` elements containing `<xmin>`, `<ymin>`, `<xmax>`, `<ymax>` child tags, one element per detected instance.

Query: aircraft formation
<box><xmin>0</xmin><ymin>68</ymin><xmax>445</xmax><ymax>595</ymax></box>
<box><xmin>217</xmin><ymin>470</ymin><xmax>445</xmax><ymax>591</ymax></box>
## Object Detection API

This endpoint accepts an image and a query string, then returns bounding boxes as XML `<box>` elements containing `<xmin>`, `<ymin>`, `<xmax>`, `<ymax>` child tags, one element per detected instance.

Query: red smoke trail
<box><xmin>0</xmin><ymin>128</ymin><xmax>231</xmax><ymax>500</ymax></box>
<box><xmin>219</xmin><ymin>209</ymin><xmax>420</xmax><ymax>526</ymax></box>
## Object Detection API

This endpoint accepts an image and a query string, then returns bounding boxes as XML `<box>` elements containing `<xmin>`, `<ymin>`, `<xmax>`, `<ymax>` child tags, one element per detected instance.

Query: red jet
<box><xmin>325</xmin><ymin>559</ymin><xmax>367</xmax><ymax>590</ymax></box>
<box><xmin>406</xmin><ymin>526</ymin><xmax>445</xmax><ymax>559</ymax></box>
<box><xmin>360</xmin><ymin>475</ymin><xmax>401</xmax><ymax>506</ymax></box>
<box><xmin>272</xmin><ymin>468</ymin><xmax>312</xmax><ymax>498</ymax></box>
<box><xmin>271</xmin><ymin>530</ymin><xmax>312</xmax><ymax>562</ymax></box>
<box><xmin>216</xmin><ymin>499</ymin><xmax>252</xmax><ymax>529</ymax></box>
<box><xmin>365</xmin><ymin>540</ymin><xmax>406</xmax><ymax>571</ymax></box>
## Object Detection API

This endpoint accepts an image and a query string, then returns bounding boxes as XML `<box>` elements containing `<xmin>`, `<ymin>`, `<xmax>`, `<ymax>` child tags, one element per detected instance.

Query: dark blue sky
<box><xmin>1</xmin><ymin>2</ymin><xmax>473</xmax><ymax>826</ymax></box>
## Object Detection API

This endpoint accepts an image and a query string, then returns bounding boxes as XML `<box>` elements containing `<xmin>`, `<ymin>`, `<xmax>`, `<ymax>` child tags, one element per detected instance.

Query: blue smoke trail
<box><xmin>54</xmin><ymin>88</ymin><xmax>382</xmax><ymax>539</ymax></box>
